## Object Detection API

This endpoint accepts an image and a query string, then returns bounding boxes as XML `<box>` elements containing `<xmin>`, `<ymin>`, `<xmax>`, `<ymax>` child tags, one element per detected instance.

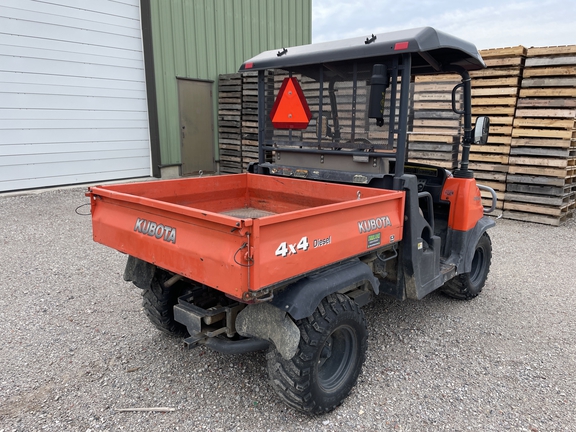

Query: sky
<box><xmin>312</xmin><ymin>0</ymin><xmax>576</xmax><ymax>50</ymax></box>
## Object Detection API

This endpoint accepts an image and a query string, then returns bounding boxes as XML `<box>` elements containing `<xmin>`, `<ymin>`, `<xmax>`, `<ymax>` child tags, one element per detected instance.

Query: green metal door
<box><xmin>178</xmin><ymin>78</ymin><xmax>215</xmax><ymax>175</ymax></box>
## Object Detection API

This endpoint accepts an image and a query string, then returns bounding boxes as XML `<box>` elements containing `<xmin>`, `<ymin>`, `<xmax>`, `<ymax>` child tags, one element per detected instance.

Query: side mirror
<box><xmin>473</xmin><ymin>116</ymin><xmax>490</xmax><ymax>145</ymax></box>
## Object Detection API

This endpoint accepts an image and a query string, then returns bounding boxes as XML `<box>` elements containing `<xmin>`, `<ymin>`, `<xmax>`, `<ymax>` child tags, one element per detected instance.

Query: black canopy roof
<box><xmin>239</xmin><ymin>27</ymin><xmax>485</xmax><ymax>74</ymax></box>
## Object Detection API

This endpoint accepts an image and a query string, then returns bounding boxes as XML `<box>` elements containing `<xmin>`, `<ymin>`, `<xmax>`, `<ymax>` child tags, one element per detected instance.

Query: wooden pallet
<box><xmin>503</xmin><ymin>210</ymin><xmax>570</xmax><ymax>226</ymax></box>
<box><xmin>240</xmin><ymin>72</ymin><xmax>259</xmax><ymax>171</ymax></box>
<box><xmin>504</xmin><ymin>44</ymin><xmax>576</xmax><ymax>224</ymax></box>
<box><xmin>411</xmin><ymin>75</ymin><xmax>462</xmax><ymax>133</ymax></box>
<box><xmin>218</xmin><ymin>73</ymin><xmax>243</xmax><ymax>173</ymax></box>
<box><xmin>470</xmin><ymin>53</ymin><xmax>520</xmax><ymax>167</ymax></box>
<box><xmin>407</xmin><ymin>133</ymin><xmax>459</xmax><ymax>169</ymax></box>
<box><xmin>408</xmin><ymin>75</ymin><xmax>462</xmax><ymax>167</ymax></box>
<box><xmin>469</xmin><ymin>47</ymin><xmax>526</xmax><ymax>190</ymax></box>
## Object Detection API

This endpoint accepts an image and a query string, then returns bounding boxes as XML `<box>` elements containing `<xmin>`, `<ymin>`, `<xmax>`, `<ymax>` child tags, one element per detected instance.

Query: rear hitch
<box><xmin>175</xmin><ymin>293</ymin><xmax>270</xmax><ymax>355</ymax></box>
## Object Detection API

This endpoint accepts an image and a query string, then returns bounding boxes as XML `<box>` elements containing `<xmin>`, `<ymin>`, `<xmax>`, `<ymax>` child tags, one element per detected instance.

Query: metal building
<box><xmin>0</xmin><ymin>0</ymin><xmax>150</xmax><ymax>192</ymax></box>
<box><xmin>143</xmin><ymin>0</ymin><xmax>312</xmax><ymax>178</ymax></box>
<box><xmin>0</xmin><ymin>0</ymin><xmax>311</xmax><ymax>192</ymax></box>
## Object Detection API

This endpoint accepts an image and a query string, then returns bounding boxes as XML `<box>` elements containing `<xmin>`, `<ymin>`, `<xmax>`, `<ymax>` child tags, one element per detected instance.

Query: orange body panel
<box><xmin>441</xmin><ymin>177</ymin><xmax>484</xmax><ymax>231</ymax></box>
<box><xmin>89</xmin><ymin>174</ymin><xmax>405</xmax><ymax>299</ymax></box>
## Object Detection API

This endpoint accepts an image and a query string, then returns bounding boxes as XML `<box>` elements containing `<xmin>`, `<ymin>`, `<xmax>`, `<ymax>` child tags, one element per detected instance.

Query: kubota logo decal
<box><xmin>357</xmin><ymin>216</ymin><xmax>391</xmax><ymax>233</ymax></box>
<box><xmin>134</xmin><ymin>218</ymin><xmax>176</xmax><ymax>244</ymax></box>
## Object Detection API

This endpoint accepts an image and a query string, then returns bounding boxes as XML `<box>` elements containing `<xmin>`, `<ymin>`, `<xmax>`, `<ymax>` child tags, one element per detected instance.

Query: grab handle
<box><xmin>477</xmin><ymin>184</ymin><xmax>497</xmax><ymax>214</ymax></box>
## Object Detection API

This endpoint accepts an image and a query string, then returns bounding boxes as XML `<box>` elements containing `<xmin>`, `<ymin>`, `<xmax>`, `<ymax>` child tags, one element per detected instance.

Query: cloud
<box><xmin>312</xmin><ymin>0</ymin><xmax>576</xmax><ymax>49</ymax></box>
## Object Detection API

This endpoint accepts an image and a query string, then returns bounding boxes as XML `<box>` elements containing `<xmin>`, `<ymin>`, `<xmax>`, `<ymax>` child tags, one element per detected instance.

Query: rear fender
<box><xmin>270</xmin><ymin>259</ymin><xmax>380</xmax><ymax>321</ymax></box>
<box><xmin>446</xmin><ymin>216</ymin><xmax>495</xmax><ymax>274</ymax></box>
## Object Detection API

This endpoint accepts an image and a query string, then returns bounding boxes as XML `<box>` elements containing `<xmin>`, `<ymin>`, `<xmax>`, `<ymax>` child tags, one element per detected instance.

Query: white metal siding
<box><xmin>0</xmin><ymin>0</ymin><xmax>151</xmax><ymax>192</ymax></box>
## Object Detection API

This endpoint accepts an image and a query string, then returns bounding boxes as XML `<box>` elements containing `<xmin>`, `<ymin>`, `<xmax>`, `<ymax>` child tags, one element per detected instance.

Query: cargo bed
<box><xmin>89</xmin><ymin>174</ymin><xmax>405</xmax><ymax>300</ymax></box>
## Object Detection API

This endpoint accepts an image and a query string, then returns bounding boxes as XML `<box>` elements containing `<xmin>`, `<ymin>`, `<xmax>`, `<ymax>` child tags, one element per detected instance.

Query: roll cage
<box><xmin>239</xmin><ymin>26</ymin><xmax>486</xmax><ymax>186</ymax></box>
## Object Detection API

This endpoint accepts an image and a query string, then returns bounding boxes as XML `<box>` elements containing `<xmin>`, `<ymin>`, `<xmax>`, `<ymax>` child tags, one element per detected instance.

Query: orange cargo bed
<box><xmin>89</xmin><ymin>174</ymin><xmax>405</xmax><ymax>300</ymax></box>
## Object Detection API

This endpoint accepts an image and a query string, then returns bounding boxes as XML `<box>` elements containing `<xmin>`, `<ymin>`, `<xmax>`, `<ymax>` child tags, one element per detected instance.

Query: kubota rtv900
<box><xmin>89</xmin><ymin>27</ymin><xmax>496</xmax><ymax>414</ymax></box>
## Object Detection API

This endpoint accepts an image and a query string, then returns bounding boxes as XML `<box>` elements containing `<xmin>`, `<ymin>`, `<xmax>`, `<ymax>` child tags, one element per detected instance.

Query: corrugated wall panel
<box><xmin>0</xmin><ymin>0</ymin><xmax>151</xmax><ymax>192</ymax></box>
<box><xmin>150</xmin><ymin>0</ymin><xmax>311</xmax><ymax>165</ymax></box>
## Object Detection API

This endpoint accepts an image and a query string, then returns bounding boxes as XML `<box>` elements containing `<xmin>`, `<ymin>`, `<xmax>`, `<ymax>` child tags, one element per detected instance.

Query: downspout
<box><xmin>140</xmin><ymin>0</ymin><xmax>162</xmax><ymax>178</ymax></box>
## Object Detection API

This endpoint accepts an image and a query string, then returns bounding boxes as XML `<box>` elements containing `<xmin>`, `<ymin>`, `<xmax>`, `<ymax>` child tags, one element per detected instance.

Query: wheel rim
<box><xmin>317</xmin><ymin>325</ymin><xmax>358</xmax><ymax>393</ymax></box>
<box><xmin>469</xmin><ymin>245</ymin><xmax>485</xmax><ymax>285</ymax></box>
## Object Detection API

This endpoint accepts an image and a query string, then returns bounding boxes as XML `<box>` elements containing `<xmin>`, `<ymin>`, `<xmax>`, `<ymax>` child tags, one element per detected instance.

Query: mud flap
<box><xmin>235</xmin><ymin>303</ymin><xmax>300</xmax><ymax>360</ymax></box>
<box><xmin>123</xmin><ymin>255</ymin><xmax>156</xmax><ymax>289</ymax></box>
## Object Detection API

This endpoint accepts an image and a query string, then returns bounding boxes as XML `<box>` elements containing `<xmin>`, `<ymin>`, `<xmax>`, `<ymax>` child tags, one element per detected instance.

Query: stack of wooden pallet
<box><xmin>217</xmin><ymin>74</ymin><xmax>243</xmax><ymax>173</ymax></box>
<box><xmin>506</xmin><ymin>45</ymin><xmax>576</xmax><ymax>225</ymax></box>
<box><xmin>240</xmin><ymin>72</ymin><xmax>260</xmax><ymax>170</ymax></box>
<box><xmin>469</xmin><ymin>46</ymin><xmax>527</xmax><ymax>212</ymax></box>
<box><xmin>407</xmin><ymin>75</ymin><xmax>463</xmax><ymax>170</ymax></box>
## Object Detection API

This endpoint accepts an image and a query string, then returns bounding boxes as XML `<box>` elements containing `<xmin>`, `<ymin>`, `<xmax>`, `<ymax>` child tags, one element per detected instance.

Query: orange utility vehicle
<box><xmin>89</xmin><ymin>27</ymin><xmax>496</xmax><ymax>414</ymax></box>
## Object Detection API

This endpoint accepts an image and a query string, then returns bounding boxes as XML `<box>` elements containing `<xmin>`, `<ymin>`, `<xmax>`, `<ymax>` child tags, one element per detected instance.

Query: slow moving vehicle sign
<box><xmin>270</xmin><ymin>77</ymin><xmax>312</xmax><ymax>129</ymax></box>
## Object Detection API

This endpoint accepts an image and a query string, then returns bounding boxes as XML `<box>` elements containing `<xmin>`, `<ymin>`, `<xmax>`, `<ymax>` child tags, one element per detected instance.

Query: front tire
<box><xmin>267</xmin><ymin>293</ymin><xmax>367</xmax><ymax>414</ymax></box>
<box><xmin>442</xmin><ymin>232</ymin><xmax>492</xmax><ymax>300</ymax></box>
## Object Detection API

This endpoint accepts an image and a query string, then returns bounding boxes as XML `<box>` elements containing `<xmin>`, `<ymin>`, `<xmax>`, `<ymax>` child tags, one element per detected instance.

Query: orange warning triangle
<box><xmin>270</xmin><ymin>77</ymin><xmax>312</xmax><ymax>129</ymax></box>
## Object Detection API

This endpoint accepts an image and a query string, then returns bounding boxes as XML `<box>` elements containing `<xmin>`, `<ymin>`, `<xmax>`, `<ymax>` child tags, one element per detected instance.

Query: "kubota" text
<box><xmin>134</xmin><ymin>218</ymin><xmax>176</xmax><ymax>244</ymax></box>
<box><xmin>357</xmin><ymin>216</ymin><xmax>391</xmax><ymax>234</ymax></box>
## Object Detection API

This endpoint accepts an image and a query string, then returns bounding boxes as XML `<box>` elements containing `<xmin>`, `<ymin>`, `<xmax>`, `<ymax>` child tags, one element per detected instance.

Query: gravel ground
<box><xmin>0</xmin><ymin>186</ymin><xmax>575</xmax><ymax>431</ymax></box>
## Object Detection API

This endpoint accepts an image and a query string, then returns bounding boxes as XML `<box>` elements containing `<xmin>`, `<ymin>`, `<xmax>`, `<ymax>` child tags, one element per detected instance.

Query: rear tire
<box><xmin>442</xmin><ymin>232</ymin><xmax>492</xmax><ymax>300</ymax></box>
<box><xmin>267</xmin><ymin>293</ymin><xmax>367</xmax><ymax>414</ymax></box>
<box><xmin>142</xmin><ymin>276</ymin><xmax>188</xmax><ymax>336</ymax></box>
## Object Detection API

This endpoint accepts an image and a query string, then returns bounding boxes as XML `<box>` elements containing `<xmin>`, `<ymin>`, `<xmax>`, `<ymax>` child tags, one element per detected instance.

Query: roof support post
<box><xmin>452</xmin><ymin>68</ymin><xmax>474</xmax><ymax>179</ymax></box>
<box><xmin>258</xmin><ymin>70</ymin><xmax>266</xmax><ymax>165</ymax></box>
<box><xmin>393</xmin><ymin>52</ymin><xmax>412</xmax><ymax>190</ymax></box>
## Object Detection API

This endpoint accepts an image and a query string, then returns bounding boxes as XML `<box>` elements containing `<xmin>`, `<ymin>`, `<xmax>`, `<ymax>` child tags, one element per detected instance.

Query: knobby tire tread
<box><xmin>142</xmin><ymin>279</ymin><xmax>187</xmax><ymax>336</ymax></box>
<box><xmin>267</xmin><ymin>293</ymin><xmax>367</xmax><ymax>414</ymax></box>
<box><xmin>442</xmin><ymin>232</ymin><xmax>492</xmax><ymax>300</ymax></box>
